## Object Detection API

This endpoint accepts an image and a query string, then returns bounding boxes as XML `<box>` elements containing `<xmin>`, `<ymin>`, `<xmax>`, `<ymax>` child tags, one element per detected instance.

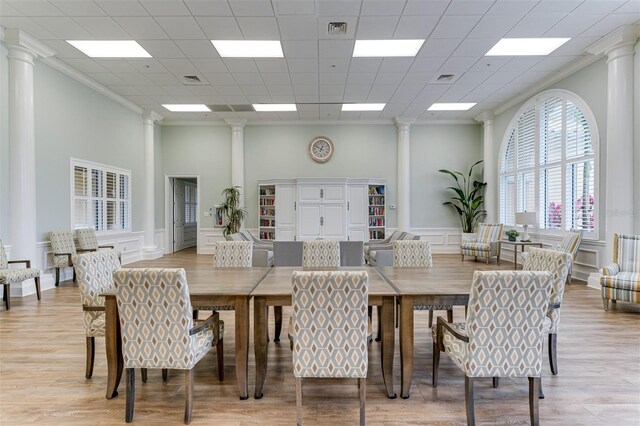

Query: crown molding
<box><xmin>474</xmin><ymin>111</ymin><xmax>495</xmax><ymax>123</ymax></box>
<box><xmin>161</xmin><ymin>120</ymin><xmax>228</xmax><ymax>126</ymax></box>
<box><xmin>3</xmin><ymin>28</ymin><xmax>55</xmax><ymax>58</ymax></box>
<box><xmin>41</xmin><ymin>57</ymin><xmax>143</xmax><ymax>115</ymax></box>
<box><xmin>587</xmin><ymin>24</ymin><xmax>640</xmax><ymax>56</ymax></box>
<box><xmin>224</xmin><ymin>118</ymin><xmax>247</xmax><ymax>127</ymax></box>
<box><xmin>393</xmin><ymin>117</ymin><xmax>414</xmax><ymax>127</ymax></box>
<box><xmin>143</xmin><ymin>109</ymin><xmax>163</xmax><ymax>122</ymax></box>
<box><xmin>160</xmin><ymin>118</ymin><xmax>478</xmax><ymax>126</ymax></box>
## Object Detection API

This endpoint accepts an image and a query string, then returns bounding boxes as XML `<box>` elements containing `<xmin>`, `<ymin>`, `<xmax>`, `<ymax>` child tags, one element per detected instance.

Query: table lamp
<box><xmin>515</xmin><ymin>211</ymin><xmax>536</xmax><ymax>242</ymax></box>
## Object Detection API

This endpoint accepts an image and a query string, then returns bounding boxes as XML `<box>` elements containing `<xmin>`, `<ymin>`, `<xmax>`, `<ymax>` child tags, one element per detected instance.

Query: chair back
<box><xmin>393</xmin><ymin>240</ymin><xmax>432</xmax><ymax>268</ymax></box>
<box><xmin>559</xmin><ymin>230</ymin><xmax>582</xmax><ymax>260</ymax></box>
<box><xmin>113</xmin><ymin>268</ymin><xmax>198</xmax><ymax>369</ymax></box>
<box><xmin>213</xmin><ymin>241</ymin><xmax>252</xmax><ymax>267</ymax></box>
<box><xmin>613</xmin><ymin>233</ymin><xmax>640</xmax><ymax>273</ymax></box>
<box><xmin>465</xmin><ymin>270</ymin><xmax>552</xmax><ymax>378</ymax></box>
<box><xmin>0</xmin><ymin>240</ymin><xmax>7</xmax><ymax>269</ymax></box>
<box><xmin>76</xmin><ymin>228</ymin><xmax>99</xmax><ymax>251</ymax></box>
<box><xmin>49</xmin><ymin>231</ymin><xmax>77</xmax><ymax>266</ymax></box>
<box><xmin>224</xmin><ymin>233</ymin><xmax>244</xmax><ymax>242</ymax></box>
<box><xmin>302</xmin><ymin>240</ymin><xmax>340</xmax><ymax>268</ymax></box>
<box><xmin>291</xmin><ymin>271</ymin><xmax>369</xmax><ymax>378</ymax></box>
<box><xmin>475</xmin><ymin>223</ymin><xmax>504</xmax><ymax>243</ymax></box>
<box><xmin>73</xmin><ymin>250</ymin><xmax>121</xmax><ymax>334</ymax></box>
<box><xmin>523</xmin><ymin>248</ymin><xmax>571</xmax><ymax>333</ymax></box>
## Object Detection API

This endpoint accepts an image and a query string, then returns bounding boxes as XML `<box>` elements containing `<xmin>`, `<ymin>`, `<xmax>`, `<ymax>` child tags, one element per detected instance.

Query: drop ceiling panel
<box><xmin>222</xmin><ymin>58</ymin><xmax>259</xmax><ymax>73</ymax></box>
<box><xmin>393</xmin><ymin>15</ymin><xmax>440</xmax><ymax>38</ymax></box>
<box><xmin>287</xmin><ymin>58</ymin><xmax>318</xmax><ymax>73</ymax></box>
<box><xmin>92</xmin><ymin>59</ymin><xmax>139</xmax><ymax>73</ymax></box>
<box><xmin>183</xmin><ymin>0</ymin><xmax>234</xmax><ymax>16</ymax></box>
<box><xmin>94</xmin><ymin>1</ymin><xmax>149</xmax><ymax>16</ymax></box>
<box><xmin>318</xmin><ymin>0</ymin><xmax>362</xmax><ymax>17</ymax></box>
<box><xmin>139</xmin><ymin>0</ymin><xmax>191</xmax><ymax>16</ymax></box>
<box><xmin>50</xmin><ymin>0</ymin><xmax>106</xmax><ymax>16</ymax></box>
<box><xmin>446</xmin><ymin>0</ymin><xmax>494</xmax><ymax>15</ymax></box>
<box><xmin>274</xmin><ymin>0</ymin><xmax>316</xmax><ymax>16</ymax></box>
<box><xmin>155</xmin><ymin>17</ymin><xmax>206</xmax><ymax>39</ymax></box>
<box><xmin>138</xmin><ymin>40</ymin><xmax>185</xmax><ymax>59</ymax></box>
<box><xmin>282</xmin><ymin>40</ymin><xmax>318</xmax><ymax>58</ymax></box>
<box><xmin>260</xmin><ymin>72</ymin><xmax>292</xmax><ymax>85</ymax></box>
<box><xmin>31</xmin><ymin>17</ymin><xmax>93</xmax><ymax>38</ymax></box>
<box><xmin>228</xmin><ymin>0</ymin><xmax>275</xmax><ymax>17</ymax></box>
<box><xmin>174</xmin><ymin>40</ymin><xmax>219</xmax><ymax>59</ymax></box>
<box><xmin>113</xmin><ymin>17</ymin><xmax>169</xmax><ymax>39</ymax></box>
<box><xmin>506</xmin><ymin>13</ymin><xmax>567</xmax><ymax>37</ymax></box>
<box><xmin>348</xmin><ymin>58</ymin><xmax>382</xmax><ymax>73</ymax></box>
<box><xmin>191</xmin><ymin>58</ymin><xmax>228</xmax><ymax>73</ymax></box>
<box><xmin>430</xmin><ymin>15</ymin><xmax>482</xmax><ymax>38</ymax></box>
<box><xmin>361</xmin><ymin>0</ymin><xmax>406</xmax><ymax>16</ymax></box>
<box><xmin>403</xmin><ymin>0</ymin><xmax>450</xmax><ymax>16</ymax></box>
<box><xmin>254</xmin><ymin>58</ymin><xmax>289</xmax><ymax>73</ymax></box>
<box><xmin>5</xmin><ymin>0</ymin><xmax>63</xmax><ymax>16</ymax></box>
<box><xmin>278</xmin><ymin>16</ymin><xmax>318</xmax><ymax>40</ymax></box>
<box><xmin>126</xmin><ymin>58</ymin><xmax>169</xmax><ymax>74</ymax></box>
<box><xmin>203</xmin><ymin>73</ymin><xmax>237</xmax><ymax>85</ymax></box>
<box><xmin>236</xmin><ymin>17</ymin><xmax>281</xmax><ymax>39</ymax></box>
<box><xmin>356</xmin><ymin>16</ymin><xmax>401</xmax><ymax>38</ymax></box>
<box><xmin>0</xmin><ymin>16</ymin><xmax>56</xmax><ymax>39</ymax></box>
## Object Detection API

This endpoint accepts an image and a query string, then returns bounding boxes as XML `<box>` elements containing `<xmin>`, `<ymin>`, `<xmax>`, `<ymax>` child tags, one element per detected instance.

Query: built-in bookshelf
<box><xmin>258</xmin><ymin>184</ymin><xmax>276</xmax><ymax>240</ymax></box>
<box><xmin>368</xmin><ymin>184</ymin><xmax>385</xmax><ymax>240</ymax></box>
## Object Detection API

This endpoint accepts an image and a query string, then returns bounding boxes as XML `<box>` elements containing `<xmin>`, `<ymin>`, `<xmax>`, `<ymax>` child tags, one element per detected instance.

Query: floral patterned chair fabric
<box><xmin>113</xmin><ymin>268</ymin><xmax>224</xmax><ymax>424</ymax></box>
<box><xmin>291</xmin><ymin>271</ymin><xmax>368</xmax><ymax>425</ymax></box>
<box><xmin>302</xmin><ymin>240</ymin><xmax>340</xmax><ymax>268</ymax></box>
<box><xmin>460</xmin><ymin>223</ymin><xmax>504</xmax><ymax>264</ymax></box>
<box><xmin>49</xmin><ymin>231</ymin><xmax>78</xmax><ymax>286</ymax></box>
<box><xmin>432</xmin><ymin>270</ymin><xmax>552</xmax><ymax>425</ymax></box>
<box><xmin>600</xmin><ymin>233</ymin><xmax>640</xmax><ymax>309</ymax></box>
<box><xmin>0</xmin><ymin>239</ymin><xmax>41</xmax><ymax>310</ymax></box>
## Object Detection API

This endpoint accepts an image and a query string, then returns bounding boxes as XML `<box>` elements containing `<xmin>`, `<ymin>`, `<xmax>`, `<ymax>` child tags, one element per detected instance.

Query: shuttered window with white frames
<box><xmin>184</xmin><ymin>182</ymin><xmax>197</xmax><ymax>225</ymax></box>
<box><xmin>498</xmin><ymin>91</ymin><xmax>597</xmax><ymax>237</ymax></box>
<box><xmin>71</xmin><ymin>159</ymin><xmax>131</xmax><ymax>233</ymax></box>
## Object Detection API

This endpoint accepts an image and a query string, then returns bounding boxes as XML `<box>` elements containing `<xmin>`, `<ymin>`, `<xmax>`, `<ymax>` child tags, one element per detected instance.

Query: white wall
<box><xmin>0</xmin><ymin>41</ymin><xmax>9</xmax><ymax>242</ymax></box>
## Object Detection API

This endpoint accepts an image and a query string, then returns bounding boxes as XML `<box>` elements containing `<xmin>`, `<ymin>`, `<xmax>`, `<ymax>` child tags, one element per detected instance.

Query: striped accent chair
<box><xmin>461</xmin><ymin>223</ymin><xmax>504</xmax><ymax>264</ymax></box>
<box><xmin>114</xmin><ymin>268</ymin><xmax>224</xmax><ymax>424</ymax></box>
<box><xmin>0</xmin><ymin>239</ymin><xmax>41</xmax><ymax>311</ymax></box>
<box><xmin>49</xmin><ymin>231</ymin><xmax>78</xmax><ymax>286</ymax></box>
<box><xmin>600</xmin><ymin>233</ymin><xmax>640</xmax><ymax>310</ymax></box>
<box><xmin>291</xmin><ymin>271</ymin><xmax>368</xmax><ymax>425</ymax></box>
<box><xmin>73</xmin><ymin>250</ymin><xmax>121</xmax><ymax>378</ymax></box>
<box><xmin>433</xmin><ymin>270</ymin><xmax>552</xmax><ymax>426</ymax></box>
<box><xmin>302</xmin><ymin>240</ymin><xmax>340</xmax><ymax>268</ymax></box>
<box><xmin>393</xmin><ymin>240</ymin><xmax>452</xmax><ymax>328</ymax></box>
<box><xmin>523</xmin><ymin>248</ymin><xmax>571</xmax><ymax>378</ymax></box>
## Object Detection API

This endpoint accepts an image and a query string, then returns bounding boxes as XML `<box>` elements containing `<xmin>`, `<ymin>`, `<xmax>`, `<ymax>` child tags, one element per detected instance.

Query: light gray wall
<box><xmin>411</xmin><ymin>124</ymin><xmax>483</xmax><ymax>228</ymax></box>
<box><xmin>635</xmin><ymin>40</ymin><xmax>640</xmax><ymax>233</ymax></box>
<box><xmin>34</xmin><ymin>61</ymin><xmax>145</xmax><ymax>241</ymax></box>
<box><xmin>0</xmin><ymin>41</ymin><xmax>8</xmax><ymax>242</ymax></box>
<box><xmin>160</xmin><ymin>125</ymin><xmax>231</xmax><ymax>229</ymax></box>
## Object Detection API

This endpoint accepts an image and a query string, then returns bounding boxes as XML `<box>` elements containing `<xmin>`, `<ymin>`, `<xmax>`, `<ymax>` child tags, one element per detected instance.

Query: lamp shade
<box><xmin>516</xmin><ymin>211</ymin><xmax>536</xmax><ymax>225</ymax></box>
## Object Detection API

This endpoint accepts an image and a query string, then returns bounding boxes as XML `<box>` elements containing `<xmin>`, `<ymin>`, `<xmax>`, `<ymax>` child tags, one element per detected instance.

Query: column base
<box><xmin>587</xmin><ymin>273</ymin><xmax>602</xmax><ymax>290</ymax></box>
<box><xmin>142</xmin><ymin>246</ymin><xmax>164</xmax><ymax>260</ymax></box>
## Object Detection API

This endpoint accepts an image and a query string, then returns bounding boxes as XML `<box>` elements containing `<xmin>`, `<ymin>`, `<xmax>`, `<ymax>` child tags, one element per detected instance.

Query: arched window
<box><xmin>499</xmin><ymin>90</ymin><xmax>598</xmax><ymax>237</ymax></box>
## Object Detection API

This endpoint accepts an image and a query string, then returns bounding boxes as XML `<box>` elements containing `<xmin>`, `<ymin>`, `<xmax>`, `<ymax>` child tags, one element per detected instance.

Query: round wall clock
<box><xmin>308</xmin><ymin>136</ymin><xmax>334</xmax><ymax>163</ymax></box>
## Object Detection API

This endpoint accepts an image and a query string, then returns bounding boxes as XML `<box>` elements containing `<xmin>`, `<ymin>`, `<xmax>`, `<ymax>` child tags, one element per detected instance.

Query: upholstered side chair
<box><xmin>521</xmin><ymin>230</ymin><xmax>582</xmax><ymax>283</ymax></box>
<box><xmin>433</xmin><ymin>270</ymin><xmax>552</xmax><ymax>426</ymax></box>
<box><xmin>73</xmin><ymin>250</ymin><xmax>121</xmax><ymax>378</ymax></box>
<box><xmin>75</xmin><ymin>228</ymin><xmax>121</xmax><ymax>259</ymax></box>
<box><xmin>291</xmin><ymin>271</ymin><xmax>369</xmax><ymax>426</ymax></box>
<box><xmin>460</xmin><ymin>223</ymin><xmax>504</xmax><ymax>264</ymax></box>
<box><xmin>49</xmin><ymin>231</ymin><xmax>80</xmax><ymax>286</ymax></box>
<box><xmin>213</xmin><ymin>240</ymin><xmax>252</xmax><ymax>267</ymax></box>
<box><xmin>302</xmin><ymin>240</ymin><xmax>340</xmax><ymax>268</ymax></box>
<box><xmin>600</xmin><ymin>233</ymin><xmax>640</xmax><ymax>310</ymax></box>
<box><xmin>0</xmin><ymin>239</ymin><xmax>41</xmax><ymax>310</ymax></box>
<box><xmin>113</xmin><ymin>268</ymin><xmax>224</xmax><ymax>424</ymax></box>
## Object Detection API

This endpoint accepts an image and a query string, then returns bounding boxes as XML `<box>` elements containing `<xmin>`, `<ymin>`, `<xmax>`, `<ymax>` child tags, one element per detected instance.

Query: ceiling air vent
<box><xmin>429</xmin><ymin>73</ymin><xmax>460</xmax><ymax>84</ymax></box>
<box><xmin>437</xmin><ymin>74</ymin><xmax>455</xmax><ymax>82</ymax></box>
<box><xmin>182</xmin><ymin>75</ymin><xmax>206</xmax><ymax>85</ymax></box>
<box><xmin>328</xmin><ymin>22</ymin><xmax>347</xmax><ymax>35</ymax></box>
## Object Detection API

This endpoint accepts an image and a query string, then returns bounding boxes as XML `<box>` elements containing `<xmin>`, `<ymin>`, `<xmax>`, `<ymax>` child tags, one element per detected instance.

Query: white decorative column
<box><xmin>5</xmin><ymin>30</ymin><xmax>53</xmax><ymax>276</ymax></box>
<box><xmin>394</xmin><ymin>118</ymin><xmax>412</xmax><ymax>231</ymax></box>
<box><xmin>142</xmin><ymin>110</ymin><xmax>163</xmax><ymax>260</ymax></box>
<box><xmin>476</xmin><ymin>112</ymin><xmax>496</xmax><ymax>223</ymax></box>
<box><xmin>226</xmin><ymin>119</ymin><xmax>247</xmax><ymax>209</ymax></box>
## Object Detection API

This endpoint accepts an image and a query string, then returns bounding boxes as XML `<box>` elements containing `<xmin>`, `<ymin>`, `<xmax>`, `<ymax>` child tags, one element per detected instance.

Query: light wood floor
<box><xmin>1</xmin><ymin>250</ymin><xmax>639</xmax><ymax>425</ymax></box>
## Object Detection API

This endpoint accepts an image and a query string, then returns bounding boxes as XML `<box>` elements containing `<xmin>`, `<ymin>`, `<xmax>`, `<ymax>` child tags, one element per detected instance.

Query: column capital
<box><xmin>393</xmin><ymin>117</ymin><xmax>413</xmax><ymax>128</ymax></box>
<box><xmin>225</xmin><ymin>118</ymin><xmax>247</xmax><ymax>129</ymax></box>
<box><xmin>587</xmin><ymin>25</ymin><xmax>640</xmax><ymax>58</ymax></box>
<box><xmin>4</xmin><ymin>28</ymin><xmax>55</xmax><ymax>59</ymax></box>
<box><xmin>143</xmin><ymin>109</ymin><xmax>163</xmax><ymax>124</ymax></box>
<box><xmin>474</xmin><ymin>111</ymin><xmax>495</xmax><ymax>125</ymax></box>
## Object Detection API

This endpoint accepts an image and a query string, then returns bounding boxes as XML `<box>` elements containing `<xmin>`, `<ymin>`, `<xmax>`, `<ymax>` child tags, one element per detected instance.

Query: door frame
<box><xmin>164</xmin><ymin>174</ymin><xmax>200</xmax><ymax>254</ymax></box>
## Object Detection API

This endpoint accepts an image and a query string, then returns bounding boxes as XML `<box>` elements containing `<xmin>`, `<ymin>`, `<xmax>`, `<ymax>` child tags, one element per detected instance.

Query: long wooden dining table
<box><xmin>102</xmin><ymin>267</ymin><xmax>271</xmax><ymax>400</ymax></box>
<box><xmin>251</xmin><ymin>266</ymin><xmax>399</xmax><ymax>399</ymax></box>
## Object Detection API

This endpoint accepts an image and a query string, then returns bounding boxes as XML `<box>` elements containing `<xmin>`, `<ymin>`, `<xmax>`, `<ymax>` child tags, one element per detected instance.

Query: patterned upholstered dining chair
<box><xmin>460</xmin><ymin>223</ymin><xmax>504</xmax><ymax>264</ymax></box>
<box><xmin>0</xmin><ymin>239</ymin><xmax>41</xmax><ymax>310</ymax></box>
<box><xmin>302</xmin><ymin>240</ymin><xmax>340</xmax><ymax>268</ymax></box>
<box><xmin>75</xmin><ymin>228</ymin><xmax>121</xmax><ymax>259</ymax></box>
<box><xmin>114</xmin><ymin>268</ymin><xmax>224</xmax><ymax>424</ymax></box>
<box><xmin>73</xmin><ymin>250</ymin><xmax>121</xmax><ymax>378</ymax></box>
<box><xmin>393</xmin><ymin>240</ymin><xmax>453</xmax><ymax>328</ymax></box>
<box><xmin>212</xmin><ymin>240</ymin><xmax>252</xmax><ymax>267</ymax></box>
<box><xmin>600</xmin><ymin>233</ymin><xmax>640</xmax><ymax>310</ymax></box>
<box><xmin>291</xmin><ymin>271</ymin><xmax>369</xmax><ymax>426</ymax></box>
<box><xmin>433</xmin><ymin>270</ymin><xmax>552</xmax><ymax>426</ymax></box>
<box><xmin>49</xmin><ymin>231</ymin><xmax>79</xmax><ymax>286</ymax></box>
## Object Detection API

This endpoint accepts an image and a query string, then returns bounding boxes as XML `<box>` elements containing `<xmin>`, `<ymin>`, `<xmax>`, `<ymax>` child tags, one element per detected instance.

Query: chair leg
<box><xmin>73</xmin><ymin>266</ymin><xmax>76</xmax><ymax>282</ymax></box>
<box><xmin>85</xmin><ymin>337</ymin><xmax>95</xmax><ymax>379</ymax></box>
<box><xmin>184</xmin><ymin>368</ymin><xmax>194</xmax><ymax>425</ymax></box>
<box><xmin>296</xmin><ymin>377</ymin><xmax>303</xmax><ymax>426</ymax></box>
<box><xmin>125</xmin><ymin>368</ymin><xmax>135</xmax><ymax>423</ymax></box>
<box><xmin>538</xmin><ymin>377</ymin><xmax>545</xmax><ymax>399</ymax></box>
<box><xmin>428</xmin><ymin>310</ymin><xmax>433</xmax><ymax>328</ymax></box>
<box><xmin>493</xmin><ymin>377</ymin><xmax>499</xmax><ymax>388</ymax></box>
<box><xmin>529</xmin><ymin>377</ymin><xmax>540</xmax><ymax>426</ymax></box>
<box><xmin>432</xmin><ymin>341</ymin><xmax>440</xmax><ymax>388</ymax></box>
<box><xmin>162</xmin><ymin>369</ymin><xmax>168</xmax><ymax>382</ymax></box>
<box><xmin>34</xmin><ymin>276</ymin><xmax>41</xmax><ymax>300</ymax></box>
<box><xmin>465</xmin><ymin>376</ymin><xmax>475</xmax><ymax>426</ymax></box>
<box><xmin>485</xmin><ymin>256</ymin><xmax>489</xmax><ymax>265</ymax></box>
<box><xmin>602</xmin><ymin>298</ymin><xmax>609</xmax><ymax>311</ymax></box>
<box><xmin>375</xmin><ymin>306</ymin><xmax>382</xmax><ymax>342</ymax></box>
<box><xmin>447</xmin><ymin>309</ymin><xmax>453</xmax><ymax>323</ymax></box>
<box><xmin>192</xmin><ymin>310</ymin><xmax>198</xmax><ymax>320</ymax></box>
<box><xmin>274</xmin><ymin>306</ymin><xmax>282</xmax><ymax>342</ymax></box>
<box><xmin>3</xmin><ymin>284</ymin><xmax>9</xmax><ymax>311</ymax></box>
<box><xmin>359</xmin><ymin>377</ymin><xmax>366</xmax><ymax>426</ymax></box>
<box><xmin>216</xmin><ymin>338</ymin><xmax>224</xmax><ymax>381</ymax></box>
<box><xmin>141</xmin><ymin>368</ymin><xmax>147</xmax><ymax>383</ymax></box>
<box><xmin>55</xmin><ymin>268</ymin><xmax>60</xmax><ymax>286</ymax></box>
<box><xmin>549</xmin><ymin>333</ymin><xmax>558</xmax><ymax>375</ymax></box>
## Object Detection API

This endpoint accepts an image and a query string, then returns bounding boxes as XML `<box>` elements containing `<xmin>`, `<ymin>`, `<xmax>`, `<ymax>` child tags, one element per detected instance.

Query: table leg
<box><xmin>254</xmin><ymin>296</ymin><xmax>268</xmax><ymax>399</ymax></box>
<box><xmin>235</xmin><ymin>297</ymin><xmax>250</xmax><ymax>400</ymax></box>
<box><xmin>105</xmin><ymin>296</ymin><xmax>123</xmax><ymax>399</ymax></box>
<box><xmin>514</xmin><ymin>247</ymin><xmax>518</xmax><ymax>270</ymax></box>
<box><xmin>400</xmin><ymin>295</ymin><xmax>414</xmax><ymax>399</ymax></box>
<box><xmin>380</xmin><ymin>297</ymin><xmax>396</xmax><ymax>399</ymax></box>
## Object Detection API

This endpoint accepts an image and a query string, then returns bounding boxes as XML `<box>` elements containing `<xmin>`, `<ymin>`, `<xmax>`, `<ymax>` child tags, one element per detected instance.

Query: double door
<box><xmin>297</xmin><ymin>184</ymin><xmax>346</xmax><ymax>240</ymax></box>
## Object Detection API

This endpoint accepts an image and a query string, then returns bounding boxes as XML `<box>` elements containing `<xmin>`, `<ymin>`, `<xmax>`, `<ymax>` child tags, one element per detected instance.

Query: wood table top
<box><xmin>251</xmin><ymin>266</ymin><xmax>397</xmax><ymax>297</ymax></box>
<box><xmin>377</xmin><ymin>267</ymin><xmax>473</xmax><ymax>296</ymax></box>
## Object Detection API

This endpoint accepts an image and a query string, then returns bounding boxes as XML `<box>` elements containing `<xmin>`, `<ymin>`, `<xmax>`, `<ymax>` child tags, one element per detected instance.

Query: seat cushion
<box><xmin>461</xmin><ymin>242</ymin><xmax>490</xmax><ymax>252</ymax></box>
<box><xmin>543</xmin><ymin>317</ymin><xmax>552</xmax><ymax>334</ymax></box>
<box><xmin>0</xmin><ymin>267</ymin><xmax>40</xmax><ymax>284</ymax></box>
<box><xmin>601</xmin><ymin>272</ymin><xmax>640</xmax><ymax>291</ymax></box>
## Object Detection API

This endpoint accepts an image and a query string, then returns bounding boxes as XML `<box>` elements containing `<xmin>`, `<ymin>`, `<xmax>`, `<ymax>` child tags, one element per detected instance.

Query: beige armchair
<box><xmin>600</xmin><ymin>233</ymin><xmax>640</xmax><ymax>310</ymax></box>
<box><xmin>460</xmin><ymin>223</ymin><xmax>504</xmax><ymax>264</ymax></box>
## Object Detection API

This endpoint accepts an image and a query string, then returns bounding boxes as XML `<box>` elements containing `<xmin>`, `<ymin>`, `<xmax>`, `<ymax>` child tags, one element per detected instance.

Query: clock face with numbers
<box><xmin>308</xmin><ymin>136</ymin><xmax>334</xmax><ymax>163</ymax></box>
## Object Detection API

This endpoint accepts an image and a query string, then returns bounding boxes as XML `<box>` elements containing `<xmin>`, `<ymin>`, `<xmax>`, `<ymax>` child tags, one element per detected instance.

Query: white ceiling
<box><xmin>1</xmin><ymin>0</ymin><xmax>638</xmax><ymax>122</ymax></box>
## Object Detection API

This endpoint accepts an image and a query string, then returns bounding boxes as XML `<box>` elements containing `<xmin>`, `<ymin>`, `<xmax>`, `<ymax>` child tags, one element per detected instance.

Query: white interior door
<box><xmin>297</xmin><ymin>203</ymin><xmax>321</xmax><ymax>240</ymax></box>
<box><xmin>276</xmin><ymin>184</ymin><xmax>296</xmax><ymax>240</ymax></box>
<box><xmin>322</xmin><ymin>204</ymin><xmax>346</xmax><ymax>240</ymax></box>
<box><xmin>173</xmin><ymin>179</ymin><xmax>186</xmax><ymax>252</ymax></box>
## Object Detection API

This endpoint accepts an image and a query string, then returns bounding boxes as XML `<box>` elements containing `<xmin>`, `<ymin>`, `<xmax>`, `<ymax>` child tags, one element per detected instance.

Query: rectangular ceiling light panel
<box><xmin>428</xmin><ymin>103</ymin><xmax>476</xmax><ymax>111</ymax></box>
<box><xmin>253</xmin><ymin>104</ymin><xmax>297</xmax><ymax>112</ymax></box>
<box><xmin>485</xmin><ymin>38</ymin><xmax>570</xmax><ymax>56</ymax></box>
<box><xmin>162</xmin><ymin>104</ymin><xmax>211</xmax><ymax>112</ymax></box>
<box><xmin>211</xmin><ymin>40</ymin><xmax>284</xmax><ymax>58</ymax></box>
<box><xmin>341</xmin><ymin>103</ymin><xmax>386</xmax><ymax>111</ymax></box>
<box><xmin>66</xmin><ymin>40</ymin><xmax>151</xmax><ymax>58</ymax></box>
<box><xmin>353</xmin><ymin>39</ymin><xmax>425</xmax><ymax>57</ymax></box>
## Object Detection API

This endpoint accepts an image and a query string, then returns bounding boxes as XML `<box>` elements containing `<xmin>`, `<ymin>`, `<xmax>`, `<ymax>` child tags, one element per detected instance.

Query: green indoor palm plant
<box><xmin>439</xmin><ymin>160</ymin><xmax>487</xmax><ymax>234</ymax></box>
<box><xmin>220</xmin><ymin>186</ymin><xmax>247</xmax><ymax>236</ymax></box>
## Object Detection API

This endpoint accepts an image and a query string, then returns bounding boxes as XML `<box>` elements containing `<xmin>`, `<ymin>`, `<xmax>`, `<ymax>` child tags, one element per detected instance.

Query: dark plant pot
<box><xmin>508</xmin><ymin>236</ymin><xmax>517</xmax><ymax>242</ymax></box>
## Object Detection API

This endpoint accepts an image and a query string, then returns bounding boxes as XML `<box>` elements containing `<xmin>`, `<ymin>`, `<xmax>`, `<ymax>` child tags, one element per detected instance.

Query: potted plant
<box><xmin>220</xmin><ymin>186</ymin><xmax>247</xmax><ymax>236</ymax></box>
<box><xmin>505</xmin><ymin>229</ymin><xmax>520</xmax><ymax>242</ymax></box>
<box><xmin>439</xmin><ymin>160</ymin><xmax>487</xmax><ymax>241</ymax></box>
